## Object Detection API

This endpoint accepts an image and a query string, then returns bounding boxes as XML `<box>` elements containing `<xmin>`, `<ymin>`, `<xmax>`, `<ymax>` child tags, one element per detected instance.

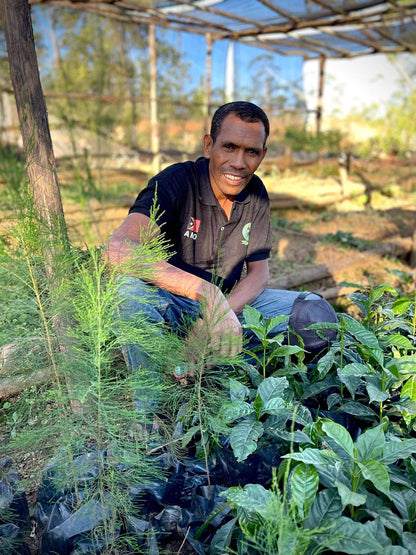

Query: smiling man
<box><xmin>108</xmin><ymin>101</ymin><xmax>337</xmax><ymax>426</ymax></box>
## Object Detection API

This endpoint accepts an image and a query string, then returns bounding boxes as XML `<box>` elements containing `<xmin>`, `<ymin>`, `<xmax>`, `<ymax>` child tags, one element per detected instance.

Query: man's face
<box><xmin>203</xmin><ymin>113</ymin><xmax>267</xmax><ymax>201</ymax></box>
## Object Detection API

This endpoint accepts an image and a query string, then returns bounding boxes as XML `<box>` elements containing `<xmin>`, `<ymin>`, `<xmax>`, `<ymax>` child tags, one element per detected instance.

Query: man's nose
<box><xmin>231</xmin><ymin>149</ymin><xmax>246</xmax><ymax>169</ymax></box>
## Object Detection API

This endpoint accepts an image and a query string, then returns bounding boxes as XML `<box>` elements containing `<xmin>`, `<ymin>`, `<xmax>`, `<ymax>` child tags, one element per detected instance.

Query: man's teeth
<box><xmin>225</xmin><ymin>174</ymin><xmax>241</xmax><ymax>182</ymax></box>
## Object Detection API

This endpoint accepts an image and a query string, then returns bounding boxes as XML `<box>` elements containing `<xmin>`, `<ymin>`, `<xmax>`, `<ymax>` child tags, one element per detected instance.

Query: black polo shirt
<box><xmin>129</xmin><ymin>157</ymin><xmax>272</xmax><ymax>292</ymax></box>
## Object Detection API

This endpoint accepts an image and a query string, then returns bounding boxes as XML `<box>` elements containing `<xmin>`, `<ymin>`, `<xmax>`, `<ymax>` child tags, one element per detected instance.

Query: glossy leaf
<box><xmin>325</xmin><ymin>516</ymin><xmax>385</xmax><ymax>554</ymax></box>
<box><xmin>358</xmin><ymin>459</ymin><xmax>391</xmax><ymax>499</ymax></box>
<box><xmin>401</xmin><ymin>376</ymin><xmax>416</xmax><ymax>402</ymax></box>
<box><xmin>344</xmin><ymin>317</ymin><xmax>380</xmax><ymax>349</ymax></box>
<box><xmin>382</xmin><ymin>547</ymin><xmax>410</xmax><ymax>555</ymax></box>
<box><xmin>283</xmin><ymin>447</ymin><xmax>339</xmax><ymax>465</ymax></box>
<box><xmin>366</xmin><ymin>382</ymin><xmax>389</xmax><ymax>403</ymax></box>
<box><xmin>258</xmin><ymin>376</ymin><xmax>288</xmax><ymax>404</ymax></box>
<box><xmin>290</xmin><ymin>463</ymin><xmax>319</xmax><ymax>520</ymax></box>
<box><xmin>355</xmin><ymin>423</ymin><xmax>385</xmax><ymax>461</ymax></box>
<box><xmin>209</xmin><ymin>517</ymin><xmax>237</xmax><ymax>555</ymax></box>
<box><xmin>385</xmin><ymin>334</ymin><xmax>415</xmax><ymax>350</ymax></box>
<box><xmin>339</xmin><ymin>362</ymin><xmax>370</xmax><ymax>377</ymax></box>
<box><xmin>341</xmin><ymin>401</ymin><xmax>378</xmax><ymax>418</ymax></box>
<box><xmin>305</xmin><ymin>487</ymin><xmax>343</xmax><ymax>529</ymax></box>
<box><xmin>382</xmin><ymin>439</ymin><xmax>416</xmax><ymax>464</ymax></box>
<box><xmin>221</xmin><ymin>483</ymin><xmax>271</xmax><ymax>514</ymax></box>
<box><xmin>392</xmin><ymin>297</ymin><xmax>413</xmax><ymax>315</ymax></box>
<box><xmin>322</xmin><ymin>420</ymin><xmax>355</xmax><ymax>458</ymax></box>
<box><xmin>220</xmin><ymin>400</ymin><xmax>254</xmax><ymax>423</ymax></box>
<box><xmin>402</xmin><ymin>532</ymin><xmax>416</xmax><ymax>553</ymax></box>
<box><xmin>229</xmin><ymin>378</ymin><xmax>250</xmax><ymax>402</ymax></box>
<box><xmin>262</xmin><ymin>396</ymin><xmax>287</xmax><ymax>416</ymax></box>
<box><xmin>365</xmin><ymin>494</ymin><xmax>404</xmax><ymax>536</ymax></box>
<box><xmin>334</xmin><ymin>479</ymin><xmax>366</xmax><ymax>510</ymax></box>
<box><xmin>229</xmin><ymin>417</ymin><xmax>264</xmax><ymax>462</ymax></box>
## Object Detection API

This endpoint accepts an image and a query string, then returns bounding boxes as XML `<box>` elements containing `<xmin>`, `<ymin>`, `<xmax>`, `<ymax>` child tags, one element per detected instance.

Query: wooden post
<box><xmin>316</xmin><ymin>55</ymin><xmax>325</xmax><ymax>137</ymax></box>
<box><xmin>410</xmin><ymin>228</ymin><xmax>416</xmax><ymax>268</ymax></box>
<box><xmin>316</xmin><ymin>55</ymin><xmax>326</xmax><ymax>169</ymax></box>
<box><xmin>205</xmin><ymin>32</ymin><xmax>212</xmax><ymax>134</ymax></box>
<box><xmin>149</xmin><ymin>23</ymin><xmax>160</xmax><ymax>174</ymax></box>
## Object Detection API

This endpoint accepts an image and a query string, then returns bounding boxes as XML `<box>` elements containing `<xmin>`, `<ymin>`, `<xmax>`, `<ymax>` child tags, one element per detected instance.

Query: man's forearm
<box><xmin>227</xmin><ymin>263</ymin><xmax>269</xmax><ymax>316</ymax></box>
<box><xmin>108</xmin><ymin>236</ymin><xmax>220</xmax><ymax>304</ymax></box>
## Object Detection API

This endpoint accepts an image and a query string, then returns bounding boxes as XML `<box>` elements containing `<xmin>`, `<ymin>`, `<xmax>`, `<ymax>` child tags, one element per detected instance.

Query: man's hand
<box><xmin>194</xmin><ymin>286</ymin><xmax>243</xmax><ymax>358</ymax></box>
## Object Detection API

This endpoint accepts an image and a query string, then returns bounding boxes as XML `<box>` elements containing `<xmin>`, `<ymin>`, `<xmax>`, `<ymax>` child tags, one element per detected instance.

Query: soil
<box><xmin>1</xmin><ymin>154</ymin><xmax>415</xmax><ymax>554</ymax></box>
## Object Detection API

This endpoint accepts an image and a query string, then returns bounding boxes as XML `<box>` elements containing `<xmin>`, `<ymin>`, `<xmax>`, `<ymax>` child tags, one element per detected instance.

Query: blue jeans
<box><xmin>115</xmin><ymin>275</ymin><xmax>318</xmax><ymax>418</ymax></box>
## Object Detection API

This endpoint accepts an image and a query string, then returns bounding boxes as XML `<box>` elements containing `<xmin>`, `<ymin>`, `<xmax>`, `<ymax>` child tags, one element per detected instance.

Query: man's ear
<box><xmin>203</xmin><ymin>134</ymin><xmax>213</xmax><ymax>158</ymax></box>
<box><xmin>261</xmin><ymin>146</ymin><xmax>268</xmax><ymax>163</ymax></box>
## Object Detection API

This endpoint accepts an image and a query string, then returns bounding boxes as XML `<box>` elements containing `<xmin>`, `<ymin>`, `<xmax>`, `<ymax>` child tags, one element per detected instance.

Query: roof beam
<box><xmin>256</xmin><ymin>0</ymin><xmax>300</xmax><ymax>25</ymax></box>
<box><xmin>158</xmin><ymin>0</ymin><xmax>265</xmax><ymax>30</ymax></box>
<box><xmin>29</xmin><ymin>0</ymin><xmax>416</xmax><ymax>58</ymax></box>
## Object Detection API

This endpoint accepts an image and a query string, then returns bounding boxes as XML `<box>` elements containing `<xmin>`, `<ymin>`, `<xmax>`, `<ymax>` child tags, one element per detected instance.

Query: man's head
<box><xmin>210</xmin><ymin>101</ymin><xmax>270</xmax><ymax>146</ymax></box>
<box><xmin>203</xmin><ymin>101</ymin><xmax>269</xmax><ymax>201</ymax></box>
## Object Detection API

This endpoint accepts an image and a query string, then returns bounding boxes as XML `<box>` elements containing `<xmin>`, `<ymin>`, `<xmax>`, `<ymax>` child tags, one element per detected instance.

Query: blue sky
<box><xmin>31</xmin><ymin>5</ymin><xmax>304</xmax><ymax>106</ymax></box>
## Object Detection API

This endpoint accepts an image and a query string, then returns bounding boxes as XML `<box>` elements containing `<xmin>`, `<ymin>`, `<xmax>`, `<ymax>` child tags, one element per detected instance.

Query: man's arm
<box><xmin>107</xmin><ymin>212</ymin><xmax>242</xmax><ymax>356</ymax></box>
<box><xmin>227</xmin><ymin>258</ymin><xmax>270</xmax><ymax>316</ymax></box>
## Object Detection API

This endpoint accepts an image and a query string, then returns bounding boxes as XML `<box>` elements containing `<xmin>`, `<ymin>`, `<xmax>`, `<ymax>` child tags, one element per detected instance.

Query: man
<box><xmin>108</xmin><ymin>101</ymin><xmax>336</xmax><ymax>421</ymax></box>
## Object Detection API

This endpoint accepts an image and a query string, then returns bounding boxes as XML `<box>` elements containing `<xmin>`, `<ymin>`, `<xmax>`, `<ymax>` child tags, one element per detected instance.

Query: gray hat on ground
<box><xmin>288</xmin><ymin>292</ymin><xmax>338</xmax><ymax>359</ymax></box>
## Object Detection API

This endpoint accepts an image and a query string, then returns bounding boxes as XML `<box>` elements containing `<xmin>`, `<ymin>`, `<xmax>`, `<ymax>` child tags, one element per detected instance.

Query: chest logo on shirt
<box><xmin>184</xmin><ymin>217</ymin><xmax>200</xmax><ymax>240</ymax></box>
<box><xmin>241</xmin><ymin>222</ymin><xmax>251</xmax><ymax>245</ymax></box>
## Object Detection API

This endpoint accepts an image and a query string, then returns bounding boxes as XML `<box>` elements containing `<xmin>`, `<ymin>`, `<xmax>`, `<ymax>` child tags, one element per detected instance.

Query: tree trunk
<box><xmin>0</xmin><ymin>0</ymin><xmax>69</xmax><ymax>268</ymax></box>
<box><xmin>0</xmin><ymin>0</ymin><xmax>81</xmax><ymax>411</ymax></box>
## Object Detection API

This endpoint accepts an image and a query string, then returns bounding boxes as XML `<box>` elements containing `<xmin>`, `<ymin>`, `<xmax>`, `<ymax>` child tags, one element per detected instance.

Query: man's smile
<box><xmin>223</xmin><ymin>171</ymin><xmax>249</xmax><ymax>184</ymax></box>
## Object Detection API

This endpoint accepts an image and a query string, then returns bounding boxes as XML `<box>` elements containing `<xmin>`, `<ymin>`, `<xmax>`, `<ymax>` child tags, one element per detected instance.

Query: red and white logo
<box><xmin>187</xmin><ymin>217</ymin><xmax>200</xmax><ymax>232</ymax></box>
<box><xmin>184</xmin><ymin>217</ymin><xmax>200</xmax><ymax>240</ymax></box>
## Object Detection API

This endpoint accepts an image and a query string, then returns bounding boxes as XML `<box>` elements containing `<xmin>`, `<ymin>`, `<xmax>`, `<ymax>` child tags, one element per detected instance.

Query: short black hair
<box><xmin>210</xmin><ymin>101</ymin><xmax>270</xmax><ymax>145</ymax></box>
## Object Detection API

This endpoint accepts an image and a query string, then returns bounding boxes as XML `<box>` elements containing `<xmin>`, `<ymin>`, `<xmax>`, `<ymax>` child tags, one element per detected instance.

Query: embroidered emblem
<box><xmin>241</xmin><ymin>222</ymin><xmax>251</xmax><ymax>245</ymax></box>
<box><xmin>187</xmin><ymin>217</ymin><xmax>200</xmax><ymax>232</ymax></box>
<box><xmin>184</xmin><ymin>217</ymin><xmax>200</xmax><ymax>240</ymax></box>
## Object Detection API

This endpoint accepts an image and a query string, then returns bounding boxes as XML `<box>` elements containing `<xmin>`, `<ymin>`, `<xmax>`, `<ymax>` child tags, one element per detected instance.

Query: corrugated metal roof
<box><xmin>30</xmin><ymin>0</ymin><xmax>416</xmax><ymax>59</ymax></box>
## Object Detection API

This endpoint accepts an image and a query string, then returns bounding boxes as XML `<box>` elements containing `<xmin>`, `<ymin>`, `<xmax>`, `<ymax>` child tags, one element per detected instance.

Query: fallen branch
<box><xmin>0</xmin><ymin>341</ymin><xmax>53</xmax><ymax>398</ymax></box>
<box><xmin>316</xmin><ymin>286</ymin><xmax>360</xmax><ymax>301</ymax></box>
<box><xmin>268</xmin><ymin>236</ymin><xmax>412</xmax><ymax>290</ymax></box>
<box><xmin>0</xmin><ymin>367</ymin><xmax>53</xmax><ymax>399</ymax></box>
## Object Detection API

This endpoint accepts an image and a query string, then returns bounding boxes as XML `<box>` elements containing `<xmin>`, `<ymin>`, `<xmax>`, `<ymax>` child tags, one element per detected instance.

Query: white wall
<box><xmin>303</xmin><ymin>53</ymin><xmax>411</xmax><ymax>127</ymax></box>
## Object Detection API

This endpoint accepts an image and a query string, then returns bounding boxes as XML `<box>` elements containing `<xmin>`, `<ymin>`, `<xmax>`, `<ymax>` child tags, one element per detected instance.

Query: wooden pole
<box><xmin>205</xmin><ymin>32</ymin><xmax>212</xmax><ymax>133</ymax></box>
<box><xmin>149</xmin><ymin>23</ymin><xmax>160</xmax><ymax>174</ymax></box>
<box><xmin>316</xmin><ymin>55</ymin><xmax>325</xmax><ymax>137</ymax></box>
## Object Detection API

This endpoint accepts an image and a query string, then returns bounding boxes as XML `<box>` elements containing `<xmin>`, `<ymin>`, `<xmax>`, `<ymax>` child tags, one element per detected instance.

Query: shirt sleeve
<box><xmin>128</xmin><ymin>171</ymin><xmax>177</xmax><ymax>230</ymax></box>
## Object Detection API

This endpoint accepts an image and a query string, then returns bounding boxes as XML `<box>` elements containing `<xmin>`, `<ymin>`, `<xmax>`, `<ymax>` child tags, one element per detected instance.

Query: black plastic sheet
<box><xmin>29</xmin><ymin>437</ymin><xmax>281</xmax><ymax>554</ymax></box>
<box><xmin>0</xmin><ymin>457</ymin><xmax>31</xmax><ymax>554</ymax></box>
